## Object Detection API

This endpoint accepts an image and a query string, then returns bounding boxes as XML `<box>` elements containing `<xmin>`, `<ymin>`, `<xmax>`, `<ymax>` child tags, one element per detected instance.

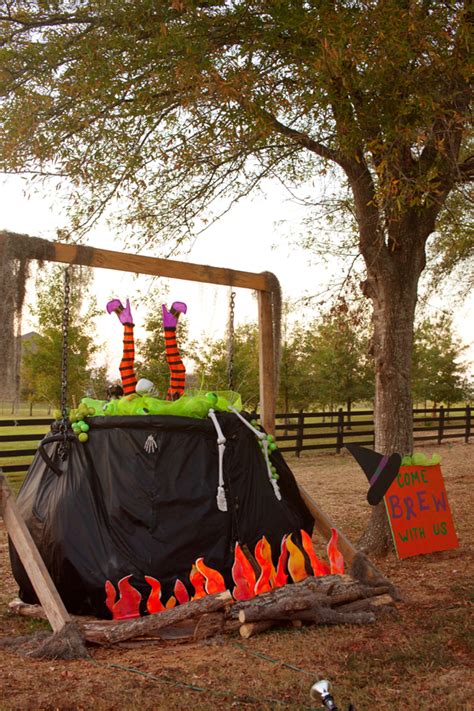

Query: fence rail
<box><xmin>0</xmin><ymin>406</ymin><xmax>471</xmax><ymax>489</ymax></box>
<box><xmin>273</xmin><ymin>405</ymin><xmax>472</xmax><ymax>455</ymax></box>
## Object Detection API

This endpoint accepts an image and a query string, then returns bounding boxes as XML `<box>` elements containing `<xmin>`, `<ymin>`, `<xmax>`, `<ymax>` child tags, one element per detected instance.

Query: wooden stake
<box><xmin>258</xmin><ymin>290</ymin><xmax>276</xmax><ymax>435</ymax></box>
<box><xmin>0</xmin><ymin>474</ymin><xmax>71</xmax><ymax>633</ymax></box>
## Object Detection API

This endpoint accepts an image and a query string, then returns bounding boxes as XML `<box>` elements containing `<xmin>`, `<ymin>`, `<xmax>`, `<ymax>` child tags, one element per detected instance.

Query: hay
<box><xmin>0</xmin><ymin>622</ymin><xmax>89</xmax><ymax>660</ymax></box>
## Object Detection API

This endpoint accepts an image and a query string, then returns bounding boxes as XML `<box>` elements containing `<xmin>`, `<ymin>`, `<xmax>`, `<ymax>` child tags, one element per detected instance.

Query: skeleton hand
<box><xmin>144</xmin><ymin>434</ymin><xmax>157</xmax><ymax>453</ymax></box>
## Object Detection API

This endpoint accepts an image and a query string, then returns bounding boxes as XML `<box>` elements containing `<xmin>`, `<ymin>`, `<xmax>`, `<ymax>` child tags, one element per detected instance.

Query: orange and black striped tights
<box><xmin>118</xmin><ymin>323</ymin><xmax>185</xmax><ymax>400</ymax></box>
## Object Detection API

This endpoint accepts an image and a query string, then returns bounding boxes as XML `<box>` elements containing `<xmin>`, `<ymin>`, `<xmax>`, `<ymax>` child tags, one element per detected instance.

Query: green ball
<box><xmin>250</xmin><ymin>419</ymin><xmax>258</xmax><ymax>427</ymax></box>
<box><xmin>205</xmin><ymin>392</ymin><xmax>218</xmax><ymax>406</ymax></box>
<box><xmin>269</xmin><ymin>442</ymin><xmax>277</xmax><ymax>451</ymax></box>
<box><xmin>401</xmin><ymin>455</ymin><xmax>412</xmax><ymax>466</ymax></box>
<box><xmin>78</xmin><ymin>432</ymin><xmax>89</xmax><ymax>443</ymax></box>
<box><xmin>80</xmin><ymin>422</ymin><xmax>90</xmax><ymax>432</ymax></box>
<box><xmin>87</xmin><ymin>407</ymin><xmax>95</xmax><ymax>416</ymax></box>
<box><xmin>430</xmin><ymin>453</ymin><xmax>441</xmax><ymax>465</ymax></box>
<box><xmin>267</xmin><ymin>435</ymin><xmax>274</xmax><ymax>443</ymax></box>
<box><xmin>53</xmin><ymin>409</ymin><xmax>61</xmax><ymax>420</ymax></box>
<box><xmin>272</xmin><ymin>472</ymin><xmax>280</xmax><ymax>481</ymax></box>
<box><xmin>72</xmin><ymin>422</ymin><xmax>81</xmax><ymax>432</ymax></box>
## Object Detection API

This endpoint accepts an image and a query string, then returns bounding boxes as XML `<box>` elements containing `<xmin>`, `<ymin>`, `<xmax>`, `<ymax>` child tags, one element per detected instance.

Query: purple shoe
<box><xmin>162</xmin><ymin>301</ymin><xmax>187</xmax><ymax>328</ymax></box>
<box><xmin>106</xmin><ymin>298</ymin><xmax>123</xmax><ymax>314</ymax></box>
<box><xmin>119</xmin><ymin>298</ymin><xmax>134</xmax><ymax>325</ymax></box>
<box><xmin>106</xmin><ymin>297</ymin><xmax>134</xmax><ymax>325</ymax></box>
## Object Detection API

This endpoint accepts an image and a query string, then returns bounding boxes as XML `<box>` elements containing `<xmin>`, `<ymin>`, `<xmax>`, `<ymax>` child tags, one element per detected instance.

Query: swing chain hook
<box><xmin>58</xmin><ymin>265</ymin><xmax>72</xmax><ymax>460</ymax></box>
<box><xmin>227</xmin><ymin>290</ymin><xmax>236</xmax><ymax>391</ymax></box>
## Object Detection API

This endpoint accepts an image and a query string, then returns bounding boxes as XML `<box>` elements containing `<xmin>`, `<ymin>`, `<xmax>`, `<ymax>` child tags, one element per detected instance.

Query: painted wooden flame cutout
<box><xmin>165</xmin><ymin>595</ymin><xmax>177</xmax><ymax>609</ymax></box>
<box><xmin>105</xmin><ymin>575</ymin><xmax>142</xmax><ymax>620</ymax></box>
<box><xmin>232</xmin><ymin>542</ymin><xmax>256</xmax><ymax>601</ymax></box>
<box><xmin>300</xmin><ymin>529</ymin><xmax>330</xmax><ymax>577</ymax></box>
<box><xmin>195</xmin><ymin>557</ymin><xmax>226</xmax><ymax>594</ymax></box>
<box><xmin>254</xmin><ymin>536</ymin><xmax>275</xmax><ymax>594</ymax></box>
<box><xmin>144</xmin><ymin>575</ymin><xmax>165</xmax><ymax>614</ymax></box>
<box><xmin>286</xmin><ymin>534</ymin><xmax>308</xmax><ymax>583</ymax></box>
<box><xmin>174</xmin><ymin>578</ymin><xmax>190</xmax><ymax>605</ymax></box>
<box><xmin>327</xmin><ymin>527</ymin><xmax>344</xmax><ymax>574</ymax></box>
<box><xmin>189</xmin><ymin>563</ymin><xmax>207</xmax><ymax>600</ymax></box>
<box><xmin>273</xmin><ymin>534</ymin><xmax>289</xmax><ymax>588</ymax></box>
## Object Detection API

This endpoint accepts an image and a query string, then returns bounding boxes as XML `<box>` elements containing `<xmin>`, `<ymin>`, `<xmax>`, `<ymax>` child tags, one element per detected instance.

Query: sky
<box><xmin>2</xmin><ymin>174</ymin><xmax>473</xmax><ymax>379</ymax></box>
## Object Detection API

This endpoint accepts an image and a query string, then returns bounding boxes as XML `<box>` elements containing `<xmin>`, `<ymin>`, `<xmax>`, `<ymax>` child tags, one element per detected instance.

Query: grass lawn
<box><xmin>0</xmin><ymin>441</ymin><xmax>472</xmax><ymax>709</ymax></box>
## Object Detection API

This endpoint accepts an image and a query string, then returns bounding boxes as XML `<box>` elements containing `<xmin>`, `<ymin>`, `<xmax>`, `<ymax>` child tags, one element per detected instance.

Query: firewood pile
<box><xmin>9</xmin><ymin>572</ymin><xmax>397</xmax><ymax>646</ymax></box>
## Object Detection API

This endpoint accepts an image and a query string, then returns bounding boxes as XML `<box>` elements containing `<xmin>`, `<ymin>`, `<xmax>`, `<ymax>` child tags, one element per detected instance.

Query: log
<box><xmin>230</xmin><ymin>577</ymin><xmax>335</xmax><ymax>619</ymax></box>
<box><xmin>240</xmin><ymin>620</ymin><xmax>275</xmax><ymax>639</ymax></box>
<box><xmin>84</xmin><ymin>590</ymin><xmax>233</xmax><ymax>645</ymax></box>
<box><xmin>237</xmin><ymin>589</ymin><xmax>322</xmax><ymax>624</ymax></box>
<box><xmin>336</xmin><ymin>593</ymin><xmax>397</xmax><ymax>616</ymax></box>
<box><xmin>193</xmin><ymin>612</ymin><xmax>225</xmax><ymax>640</ymax></box>
<box><xmin>10</xmin><ymin>597</ymin><xmax>235</xmax><ymax>644</ymax></box>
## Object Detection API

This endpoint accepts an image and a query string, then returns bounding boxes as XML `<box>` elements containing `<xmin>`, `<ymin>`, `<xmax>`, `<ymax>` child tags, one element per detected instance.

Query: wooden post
<box><xmin>296</xmin><ymin>410</ymin><xmax>304</xmax><ymax>458</ymax></box>
<box><xmin>258</xmin><ymin>290</ymin><xmax>276</xmax><ymax>436</ymax></box>
<box><xmin>336</xmin><ymin>407</ymin><xmax>344</xmax><ymax>453</ymax></box>
<box><xmin>465</xmin><ymin>405</ymin><xmax>471</xmax><ymax>444</ymax></box>
<box><xmin>0</xmin><ymin>473</ymin><xmax>71</xmax><ymax>633</ymax></box>
<box><xmin>438</xmin><ymin>405</ymin><xmax>445</xmax><ymax>445</ymax></box>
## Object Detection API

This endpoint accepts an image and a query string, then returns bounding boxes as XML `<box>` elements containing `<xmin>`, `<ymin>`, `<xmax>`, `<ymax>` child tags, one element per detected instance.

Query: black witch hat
<box><xmin>346</xmin><ymin>443</ymin><xmax>401</xmax><ymax>505</ymax></box>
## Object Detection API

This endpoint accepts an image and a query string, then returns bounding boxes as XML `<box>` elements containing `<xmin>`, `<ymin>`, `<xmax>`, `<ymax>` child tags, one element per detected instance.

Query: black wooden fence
<box><xmin>273</xmin><ymin>405</ymin><xmax>472</xmax><ymax>456</ymax></box>
<box><xmin>0</xmin><ymin>406</ymin><xmax>471</xmax><ymax>488</ymax></box>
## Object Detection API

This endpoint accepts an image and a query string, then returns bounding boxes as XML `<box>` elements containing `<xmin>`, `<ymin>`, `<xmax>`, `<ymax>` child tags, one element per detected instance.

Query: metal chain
<box><xmin>58</xmin><ymin>265</ymin><xmax>72</xmax><ymax>460</ymax></box>
<box><xmin>227</xmin><ymin>290</ymin><xmax>236</xmax><ymax>391</ymax></box>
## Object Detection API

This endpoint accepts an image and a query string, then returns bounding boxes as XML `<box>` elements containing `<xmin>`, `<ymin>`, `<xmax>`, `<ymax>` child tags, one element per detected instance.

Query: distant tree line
<box><xmin>189</xmin><ymin>302</ymin><xmax>472</xmax><ymax>412</ymax></box>
<box><xmin>20</xmin><ymin>272</ymin><xmax>472</xmax><ymax>412</ymax></box>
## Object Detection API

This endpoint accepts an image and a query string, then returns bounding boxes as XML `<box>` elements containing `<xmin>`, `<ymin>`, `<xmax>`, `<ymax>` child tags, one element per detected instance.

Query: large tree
<box><xmin>0</xmin><ymin>1</ymin><xmax>471</xmax><ymax>552</ymax></box>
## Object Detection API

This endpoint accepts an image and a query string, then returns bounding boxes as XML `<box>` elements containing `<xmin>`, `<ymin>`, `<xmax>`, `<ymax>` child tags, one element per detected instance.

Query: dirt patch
<box><xmin>0</xmin><ymin>443</ymin><xmax>472</xmax><ymax>710</ymax></box>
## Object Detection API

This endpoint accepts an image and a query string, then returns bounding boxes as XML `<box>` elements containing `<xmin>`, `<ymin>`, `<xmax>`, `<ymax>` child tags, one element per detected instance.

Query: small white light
<box><xmin>310</xmin><ymin>680</ymin><xmax>339</xmax><ymax>710</ymax></box>
<box><xmin>311</xmin><ymin>680</ymin><xmax>331</xmax><ymax>700</ymax></box>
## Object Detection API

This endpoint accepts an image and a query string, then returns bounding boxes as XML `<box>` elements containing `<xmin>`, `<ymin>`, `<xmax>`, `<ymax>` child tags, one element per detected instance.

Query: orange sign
<box><xmin>384</xmin><ymin>464</ymin><xmax>458</xmax><ymax>559</ymax></box>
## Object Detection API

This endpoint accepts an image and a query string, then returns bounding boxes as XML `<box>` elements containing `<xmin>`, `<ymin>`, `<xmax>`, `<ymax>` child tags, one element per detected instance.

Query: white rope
<box><xmin>228</xmin><ymin>406</ymin><xmax>281</xmax><ymax>501</ymax></box>
<box><xmin>208</xmin><ymin>408</ymin><xmax>228</xmax><ymax>512</ymax></box>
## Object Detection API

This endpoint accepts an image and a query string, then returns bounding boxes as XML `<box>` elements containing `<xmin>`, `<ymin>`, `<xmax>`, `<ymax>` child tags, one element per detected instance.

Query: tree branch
<box><xmin>256</xmin><ymin>108</ymin><xmax>344</xmax><ymax>168</ymax></box>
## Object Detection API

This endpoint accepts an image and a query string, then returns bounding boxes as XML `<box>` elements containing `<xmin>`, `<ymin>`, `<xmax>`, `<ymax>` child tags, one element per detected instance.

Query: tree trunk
<box><xmin>358</xmin><ymin>224</ymin><xmax>426</xmax><ymax>556</ymax></box>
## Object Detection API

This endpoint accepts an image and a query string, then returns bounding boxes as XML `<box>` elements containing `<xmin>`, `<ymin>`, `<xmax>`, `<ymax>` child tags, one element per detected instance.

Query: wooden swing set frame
<box><xmin>0</xmin><ymin>231</ymin><xmax>378</xmax><ymax>638</ymax></box>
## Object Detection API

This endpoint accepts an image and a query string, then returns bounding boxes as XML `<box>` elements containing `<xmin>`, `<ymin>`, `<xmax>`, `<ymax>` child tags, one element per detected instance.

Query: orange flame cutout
<box><xmin>165</xmin><ymin>595</ymin><xmax>177</xmax><ymax>609</ymax></box>
<box><xmin>190</xmin><ymin>563</ymin><xmax>207</xmax><ymax>600</ymax></box>
<box><xmin>144</xmin><ymin>575</ymin><xmax>165</xmax><ymax>614</ymax></box>
<box><xmin>301</xmin><ymin>529</ymin><xmax>330</xmax><ymax>577</ymax></box>
<box><xmin>195</xmin><ymin>558</ymin><xmax>226</xmax><ymax>595</ymax></box>
<box><xmin>254</xmin><ymin>536</ymin><xmax>275</xmax><ymax>594</ymax></box>
<box><xmin>232</xmin><ymin>542</ymin><xmax>256</xmax><ymax>601</ymax></box>
<box><xmin>105</xmin><ymin>580</ymin><xmax>116</xmax><ymax>616</ymax></box>
<box><xmin>273</xmin><ymin>535</ymin><xmax>289</xmax><ymax>588</ymax></box>
<box><xmin>327</xmin><ymin>528</ymin><xmax>344</xmax><ymax>574</ymax></box>
<box><xmin>105</xmin><ymin>575</ymin><xmax>142</xmax><ymax>620</ymax></box>
<box><xmin>174</xmin><ymin>578</ymin><xmax>190</xmax><ymax>605</ymax></box>
<box><xmin>286</xmin><ymin>534</ymin><xmax>308</xmax><ymax>583</ymax></box>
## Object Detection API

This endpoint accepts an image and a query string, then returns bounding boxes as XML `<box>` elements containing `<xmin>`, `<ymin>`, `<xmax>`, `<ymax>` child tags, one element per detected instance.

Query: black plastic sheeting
<box><xmin>10</xmin><ymin>412</ymin><xmax>314</xmax><ymax>618</ymax></box>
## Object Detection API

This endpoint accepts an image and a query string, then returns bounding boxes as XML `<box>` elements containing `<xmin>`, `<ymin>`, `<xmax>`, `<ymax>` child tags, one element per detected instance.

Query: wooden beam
<box><xmin>297</xmin><ymin>484</ymin><xmax>386</xmax><ymax>581</ymax></box>
<box><xmin>3</xmin><ymin>230</ymin><xmax>281</xmax><ymax>434</ymax></box>
<box><xmin>258</xmin><ymin>290</ymin><xmax>276</xmax><ymax>435</ymax></box>
<box><xmin>0</xmin><ymin>474</ymin><xmax>71</xmax><ymax>633</ymax></box>
<box><xmin>0</xmin><ymin>232</ymin><xmax>272</xmax><ymax>291</ymax></box>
